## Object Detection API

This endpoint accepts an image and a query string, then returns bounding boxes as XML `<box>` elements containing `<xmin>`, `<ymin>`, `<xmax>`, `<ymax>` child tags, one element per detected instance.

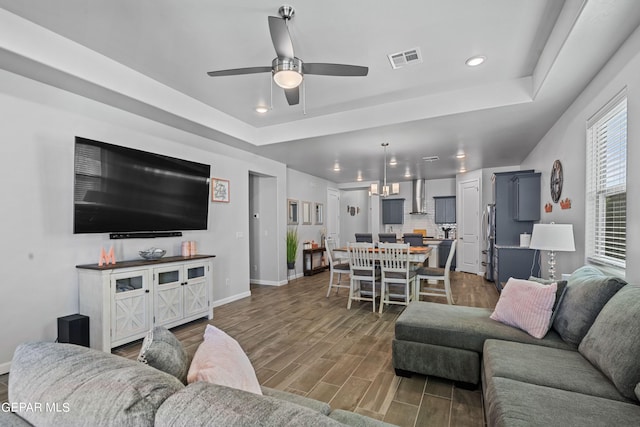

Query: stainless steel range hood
<box><xmin>410</xmin><ymin>179</ymin><xmax>427</xmax><ymax>214</ymax></box>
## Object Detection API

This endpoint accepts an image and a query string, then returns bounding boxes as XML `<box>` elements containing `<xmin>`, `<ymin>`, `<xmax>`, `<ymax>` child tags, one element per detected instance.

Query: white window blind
<box><xmin>586</xmin><ymin>91</ymin><xmax>627</xmax><ymax>269</ymax></box>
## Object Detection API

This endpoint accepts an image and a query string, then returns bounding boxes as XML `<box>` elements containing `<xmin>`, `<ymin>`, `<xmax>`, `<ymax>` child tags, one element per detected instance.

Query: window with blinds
<box><xmin>585</xmin><ymin>91</ymin><xmax>627</xmax><ymax>270</ymax></box>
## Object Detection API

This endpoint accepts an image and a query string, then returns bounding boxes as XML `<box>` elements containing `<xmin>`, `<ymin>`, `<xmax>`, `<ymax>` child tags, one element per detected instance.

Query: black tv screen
<box><xmin>74</xmin><ymin>137</ymin><xmax>210</xmax><ymax>234</ymax></box>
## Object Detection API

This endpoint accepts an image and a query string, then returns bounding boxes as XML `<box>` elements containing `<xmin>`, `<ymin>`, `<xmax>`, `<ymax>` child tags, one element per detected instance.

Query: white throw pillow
<box><xmin>490</xmin><ymin>277</ymin><xmax>557</xmax><ymax>339</ymax></box>
<box><xmin>187</xmin><ymin>324</ymin><xmax>262</xmax><ymax>395</ymax></box>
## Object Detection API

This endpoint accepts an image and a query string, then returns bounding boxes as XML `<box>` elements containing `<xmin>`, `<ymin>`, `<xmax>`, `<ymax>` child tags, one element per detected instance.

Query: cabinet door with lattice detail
<box><xmin>183</xmin><ymin>263</ymin><xmax>209</xmax><ymax>318</ymax></box>
<box><xmin>111</xmin><ymin>270</ymin><xmax>151</xmax><ymax>345</ymax></box>
<box><xmin>153</xmin><ymin>265</ymin><xmax>185</xmax><ymax>327</ymax></box>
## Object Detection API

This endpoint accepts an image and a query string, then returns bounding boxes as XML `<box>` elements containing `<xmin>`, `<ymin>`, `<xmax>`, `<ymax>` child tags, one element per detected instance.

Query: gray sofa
<box><xmin>3</xmin><ymin>341</ymin><xmax>394</xmax><ymax>426</ymax></box>
<box><xmin>392</xmin><ymin>266</ymin><xmax>640</xmax><ymax>426</ymax></box>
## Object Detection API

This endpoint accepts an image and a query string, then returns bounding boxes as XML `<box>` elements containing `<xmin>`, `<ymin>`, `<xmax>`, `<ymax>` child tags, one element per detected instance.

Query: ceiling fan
<box><xmin>206</xmin><ymin>5</ymin><xmax>368</xmax><ymax>106</ymax></box>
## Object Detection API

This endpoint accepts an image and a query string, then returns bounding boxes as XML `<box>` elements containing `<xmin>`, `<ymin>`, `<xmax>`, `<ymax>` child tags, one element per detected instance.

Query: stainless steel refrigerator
<box><xmin>483</xmin><ymin>204</ymin><xmax>495</xmax><ymax>281</ymax></box>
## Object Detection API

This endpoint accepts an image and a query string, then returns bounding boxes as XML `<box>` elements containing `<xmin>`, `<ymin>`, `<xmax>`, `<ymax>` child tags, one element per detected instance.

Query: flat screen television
<box><xmin>74</xmin><ymin>137</ymin><xmax>210</xmax><ymax>234</ymax></box>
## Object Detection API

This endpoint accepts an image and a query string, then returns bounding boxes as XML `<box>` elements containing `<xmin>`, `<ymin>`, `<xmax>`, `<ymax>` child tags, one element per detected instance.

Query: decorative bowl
<box><xmin>139</xmin><ymin>248</ymin><xmax>166</xmax><ymax>260</ymax></box>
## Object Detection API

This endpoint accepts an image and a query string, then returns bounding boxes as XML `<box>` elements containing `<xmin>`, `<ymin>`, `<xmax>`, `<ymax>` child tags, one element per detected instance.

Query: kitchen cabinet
<box><xmin>438</xmin><ymin>239</ymin><xmax>457</xmax><ymax>270</ymax></box>
<box><xmin>492</xmin><ymin>171</ymin><xmax>538</xmax><ymax>246</ymax></box>
<box><xmin>382</xmin><ymin>198</ymin><xmax>404</xmax><ymax>224</ymax></box>
<box><xmin>493</xmin><ymin>247</ymin><xmax>540</xmax><ymax>292</ymax></box>
<box><xmin>434</xmin><ymin>196</ymin><xmax>456</xmax><ymax>224</ymax></box>
<box><xmin>512</xmin><ymin>173</ymin><xmax>541</xmax><ymax>221</ymax></box>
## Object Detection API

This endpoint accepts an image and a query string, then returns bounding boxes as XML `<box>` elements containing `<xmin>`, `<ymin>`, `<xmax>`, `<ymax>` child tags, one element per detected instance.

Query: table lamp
<box><xmin>528</xmin><ymin>223</ymin><xmax>575</xmax><ymax>280</ymax></box>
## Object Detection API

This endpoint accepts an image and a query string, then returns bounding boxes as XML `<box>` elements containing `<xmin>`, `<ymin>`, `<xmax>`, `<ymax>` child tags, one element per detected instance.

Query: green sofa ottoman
<box><xmin>392</xmin><ymin>302</ymin><xmax>571</xmax><ymax>384</ymax></box>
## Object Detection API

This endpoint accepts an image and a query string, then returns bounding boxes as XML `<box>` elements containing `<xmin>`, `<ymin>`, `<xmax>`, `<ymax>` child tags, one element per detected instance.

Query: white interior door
<box><xmin>327</xmin><ymin>188</ymin><xmax>340</xmax><ymax>246</ymax></box>
<box><xmin>459</xmin><ymin>178</ymin><xmax>480</xmax><ymax>274</ymax></box>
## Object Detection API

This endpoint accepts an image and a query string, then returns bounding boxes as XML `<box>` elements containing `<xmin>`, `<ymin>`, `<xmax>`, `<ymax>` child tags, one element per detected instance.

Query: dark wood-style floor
<box><xmin>1</xmin><ymin>270</ymin><xmax>499</xmax><ymax>427</ymax></box>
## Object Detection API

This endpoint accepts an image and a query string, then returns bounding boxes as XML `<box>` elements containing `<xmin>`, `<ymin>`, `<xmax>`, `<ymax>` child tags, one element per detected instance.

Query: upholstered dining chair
<box><xmin>377</xmin><ymin>242</ymin><xmax>415</xmax><ymax>313</ymax></box>
<box><xmin>414</xmin><ymin>239</ymin><xmax>457</xmax><ymax>304</ymax></box>
<box><xmin>325</xmin><ymin>237</ymin><xmax>350</xmax><ymax>297</ymax></box>
<box><xmin>346</xmin><ymin>242</ymin><xmax>380</xmax><ymax>312</ymax></box>
<box><xmin>355</xmin><ymin>233</ymin><xmax>373</xmax><ymax>243</ymax></box>
<box><xmin>402</xmin><ymin>233</ymin><xmax>424</xmax><ymax>247</ymax></box>
<box><xmin>378</xmin><ymin>233</ymin><xmax>397</xmax><ymax>243</ymax></box>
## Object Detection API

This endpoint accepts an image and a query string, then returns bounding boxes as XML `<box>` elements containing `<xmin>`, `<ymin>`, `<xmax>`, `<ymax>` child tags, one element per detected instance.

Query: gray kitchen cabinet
<box><xmin>493</xmin><ymin>246</ymin><xmax>540</xmax><ymax>292</ymax></box>
<box><xmin>434</xmin><ymin>196</ymin><xmax>456</xmax><ymax>224</ymax></box>
<box><xmin>382</xmin><ymin>198</ymin><xmax>404</xmax><ymax>224</ymax></box>
<box><xmin>512</xmin><ymin>173</ymin><xmax>541</xmax><ymax>221</ymax></box>
<box><xmin>438</xmin><ymin>239</ymin><xmax>457</xmax><ymax>270</ymax></box>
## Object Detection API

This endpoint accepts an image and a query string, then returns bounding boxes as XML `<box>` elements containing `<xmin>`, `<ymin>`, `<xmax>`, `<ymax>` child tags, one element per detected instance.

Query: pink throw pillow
<box><xmin>490</xmin><ymin>278</ymin><xmax>557</xmax><ymax>339</ymax></box>
<box><xmin>187</xmin><ymin>325</ymin><xmax>262</xmax><ymax>395</ymax></box>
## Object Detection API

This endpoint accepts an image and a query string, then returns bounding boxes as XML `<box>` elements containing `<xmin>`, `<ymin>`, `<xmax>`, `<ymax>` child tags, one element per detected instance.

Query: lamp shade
<box><xmin>529</xmin><ymin>223</ymin><xmax>575</xmax><ymax>252</ymax></box>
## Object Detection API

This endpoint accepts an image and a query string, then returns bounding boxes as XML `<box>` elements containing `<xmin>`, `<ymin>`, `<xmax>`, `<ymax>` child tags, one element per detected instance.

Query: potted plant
<box><xmin>286</xmin><ymin>227</ymin><xmax>299</xmax><ymax>269</ymax></box>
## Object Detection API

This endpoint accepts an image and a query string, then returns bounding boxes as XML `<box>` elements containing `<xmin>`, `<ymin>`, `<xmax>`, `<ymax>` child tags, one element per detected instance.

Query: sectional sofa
<box><xmin>3</xmin><ymin>339</ymin><xmax>394</xmax><ymax>426</ymax></box>
<box><xmin>392</xmin><ymin>266</ymin><xmax>640</xmax><ymax>426</ymax></box>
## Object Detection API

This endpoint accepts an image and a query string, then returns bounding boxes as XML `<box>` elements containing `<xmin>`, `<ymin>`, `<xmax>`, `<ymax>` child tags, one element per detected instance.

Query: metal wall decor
<box><xmin>550</xmin><ymin>160</ymin><xmax>563</xmax><ymax>203</ymax></box>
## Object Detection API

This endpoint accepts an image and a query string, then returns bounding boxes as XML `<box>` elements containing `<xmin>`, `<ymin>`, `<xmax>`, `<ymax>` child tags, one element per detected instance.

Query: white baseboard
<box><xmin>250</xmin><ymin>279</ymin><xmax>288</xmax><ymax>286</ymax></box>
<box><xmin>250</xmin><ymin>273</ymin><xmax>303</xmax><ymax>286</ymax></box>
<box><xmin>0</xmin><ymin>360</ymin><xmax>10</xmax><ymax>375</ymax></box>
<box><xmin>212</xmin><ymin>291</ymin><xmax>251</xmax><ymax>308</ymax></box>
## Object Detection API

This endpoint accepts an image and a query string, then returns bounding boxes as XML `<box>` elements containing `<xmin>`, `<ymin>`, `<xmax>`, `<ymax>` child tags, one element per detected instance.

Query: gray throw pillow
<box><xmin>579</xmin><ymin>284</ymin><xmax>640</xmax><ymax>400</ymax></box>
<box><xmin>528</xmin><ymin>276</ymin><xmax>567</xmax><ymax>324</ymax></box>
<box><xmin>138</xmin><ymin>326</ymin><xmax>189</xmax><ymax>384</ymax></box>
<box><xmin>552</xmin><ymin>266</ymin><xmax>626</xmax><ymax>347</ymax></box>
<box><xmin>10</xmin><ymin>342</ymin><xmax>184</xmax><ymax>427</ymax></box>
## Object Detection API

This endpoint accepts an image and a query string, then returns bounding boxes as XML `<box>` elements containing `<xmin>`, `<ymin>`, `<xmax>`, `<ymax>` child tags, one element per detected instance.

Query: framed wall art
<box><xmin>211</xmin><ymin>178</ymin><xmax>230</xmax><ymax>203</ymax></box>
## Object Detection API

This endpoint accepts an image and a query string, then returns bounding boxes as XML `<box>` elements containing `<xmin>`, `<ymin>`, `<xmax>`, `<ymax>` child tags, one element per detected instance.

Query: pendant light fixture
<box><xmin>370</xmin><ymin>143</ymin><xmax>400</xmax><ymax>197</ymax></box>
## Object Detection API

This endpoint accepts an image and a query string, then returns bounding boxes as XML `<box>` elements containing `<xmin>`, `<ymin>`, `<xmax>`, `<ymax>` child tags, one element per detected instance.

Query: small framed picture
<box><xmin>211</xmin><ymin>178</ymin><xmax>230</xmax><ymax>203</ymax></box>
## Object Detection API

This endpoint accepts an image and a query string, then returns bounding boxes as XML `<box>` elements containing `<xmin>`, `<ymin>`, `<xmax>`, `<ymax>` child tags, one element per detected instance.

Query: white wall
<box><xmin>0</xmin><ymin>69</ymin><xmax>288</xmax><ymax>372</ymax></box>
<box><xmin>521</xmin><ymin>24</ymin><xmax>640</xmax><ymax>282</ymax></box>
<box><xmin>286</xmin><ymin>169</ymin><xmax>337</xmax><ymax>277</ymax></box>
<box><xmin>249</xmin><ymin>174</ymin><xmax>280</xmax><ymax>285</ymax></box>
<box><xmin>340</xmin><ymin>189</ymin><xmax>370</xmax><ymax>243</ymax></box>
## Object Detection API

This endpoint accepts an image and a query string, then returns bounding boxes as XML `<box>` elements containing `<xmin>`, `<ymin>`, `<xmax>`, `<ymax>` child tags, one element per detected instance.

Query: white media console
<box><xmin>77</xmin><ymin>254</ymin><xmax>215</xmax><ymax>352</ymax></box>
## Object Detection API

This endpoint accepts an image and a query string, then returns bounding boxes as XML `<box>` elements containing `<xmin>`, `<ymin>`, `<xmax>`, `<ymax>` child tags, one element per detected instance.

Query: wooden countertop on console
<box><xmin>76</xmin><ymin>254</ymin><xmax>216</xmax><ymax>270</ymax></box>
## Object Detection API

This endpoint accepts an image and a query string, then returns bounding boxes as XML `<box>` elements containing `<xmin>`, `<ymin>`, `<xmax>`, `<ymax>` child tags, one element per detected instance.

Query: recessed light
<box><xmin>404</xmin><ymin>170</ymin><xmax>412</xmax><ymax>178</ymax></box>
<box><xmin>456</xmin><ymin>152</ymin><xmax>466</xmax><ymax>159</ymax></box>
<box><xmin>255</xmin><ymin>106</ymin><xmax>269</xmax><ymax>113</ymax></box>
<box><xmin>356</xmin><ymin>174</ymin><xmax>363</xmax><ymax>182</ymax></box>
<box><xmin>422</xmin><ymin>156</ymin><xmax>439</xmax><ymax>162</ymax></box>
<box><xmin>465</xmin><ymin>56</ymin><xmax>486</xmax><ymax>67</ymax></box>
<box><xmin>333</xmin><ymin>163</ymin><xmax>341</xmax><ymax>172</ymax></box>
<box><xmin>459</xmin><ymin>167</ymin><xmax>467</xmax><ymax>173</ymax></box>
<box><xmin>389</xmin><ymin>158</ymin><xmax>397</xmax><ymax>166</ymax></box>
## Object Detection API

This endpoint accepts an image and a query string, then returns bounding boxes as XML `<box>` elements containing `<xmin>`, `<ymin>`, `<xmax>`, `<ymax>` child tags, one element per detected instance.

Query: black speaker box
<box><xmin>57</xmin><ymin>314</ymin><xmax>89</xmax><ymax>347</ymax></box>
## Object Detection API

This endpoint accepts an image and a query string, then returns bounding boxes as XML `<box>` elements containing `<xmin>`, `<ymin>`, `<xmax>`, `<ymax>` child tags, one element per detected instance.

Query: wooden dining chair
<box><xmin>414</xmin><ymin>239</ymin><xmax>457</xmax><ymax>304</ymax></box>
<box><xmin>378</xmin><ymin>242</ymin><xmax>415</xmax><ymax>313</ymax></box>
<box><xmin>346</xmin><ymin>242</ymin><xmax>380</xmax><ymax>312</ymax></box>
<box><xmin>325</xmin><ymin>237</ymin><xmax>350</xmax><ymax>297</ymax></box>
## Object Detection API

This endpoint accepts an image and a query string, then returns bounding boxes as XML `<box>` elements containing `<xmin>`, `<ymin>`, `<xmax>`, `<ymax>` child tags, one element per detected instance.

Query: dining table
<box><xmin>333</xmin><ymin>245</ymin><xmax>431</xmax><ymax>264</ymax></box>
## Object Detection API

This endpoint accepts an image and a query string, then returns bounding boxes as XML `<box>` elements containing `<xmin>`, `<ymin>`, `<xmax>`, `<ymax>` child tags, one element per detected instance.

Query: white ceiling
<box><xmin>1</xmin><ymin>1</ymin><xmax>640</xmax><ymax>183</ymax></box>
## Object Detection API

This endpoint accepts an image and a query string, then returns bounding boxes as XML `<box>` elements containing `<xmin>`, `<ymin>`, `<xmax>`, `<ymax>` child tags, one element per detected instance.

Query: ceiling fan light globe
<box><xmin>273</xmin><ymin>70</ymin><xmax>303</xmax><ymax>89</ymax></box>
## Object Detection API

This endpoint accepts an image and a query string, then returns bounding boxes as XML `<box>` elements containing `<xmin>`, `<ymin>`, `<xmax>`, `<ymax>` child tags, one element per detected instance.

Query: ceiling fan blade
<box><xmin>207</xmin><ymin>66</ymin><xmax>272</xmax><ymax>77</ymax></box>
<box><xmin>284</xmin><ymin>87</ymin><xmax>299</xmax><ymax>105</ymax></box>
<box><xmin>268</xmin><ymin>16</ymin><xmax>294</xmax><ymax>59</ymax></box>
<box><xmin>303</xmin><ymin>63</ymin><xmax>368</xmax><ymax>77</ymax></box>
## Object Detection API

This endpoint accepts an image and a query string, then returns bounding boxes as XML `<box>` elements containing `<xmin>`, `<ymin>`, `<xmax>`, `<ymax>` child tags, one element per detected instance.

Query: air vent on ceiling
<box><xmin>422</xmin><ymin>155</ymin><xmax>440</xmax><ymax>162</ymax></box>
<box><xmin>388</xmin><ymin>47</ymin><xmax>423</xmax><ymax>69</ymax></box>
